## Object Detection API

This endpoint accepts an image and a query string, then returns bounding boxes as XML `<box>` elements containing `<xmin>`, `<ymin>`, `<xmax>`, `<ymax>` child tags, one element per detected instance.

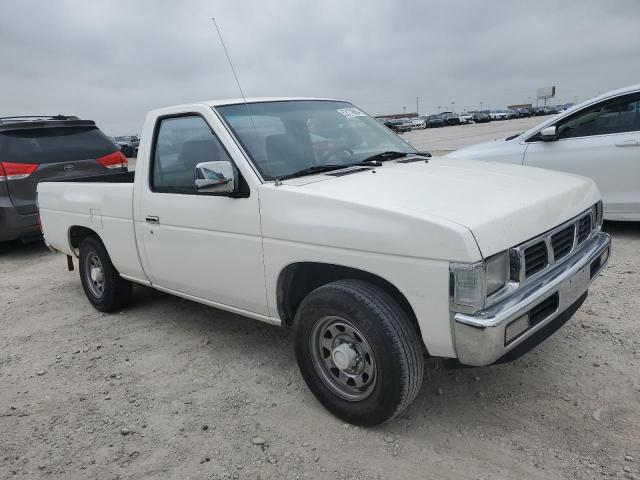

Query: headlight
<box><xmin>450</xmin><ymin>251</ymin><xmax>510</xmax><ymax>311</ymax></box>
<box><xmin>485</xmin><ymin>251</ymin><xmax>509</xmax><ymax>296</ymax></box>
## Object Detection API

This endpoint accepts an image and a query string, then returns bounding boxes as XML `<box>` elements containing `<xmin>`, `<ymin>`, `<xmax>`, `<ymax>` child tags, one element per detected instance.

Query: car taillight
<box><xmin>97</xmin><ymin>151</ymin><xmax>128</xmax><ymax>170</ymax></box>
<box><xmin>0</xmin><ymin>162</ymin><xmax>38</xmax><ymax>181</ymax></box>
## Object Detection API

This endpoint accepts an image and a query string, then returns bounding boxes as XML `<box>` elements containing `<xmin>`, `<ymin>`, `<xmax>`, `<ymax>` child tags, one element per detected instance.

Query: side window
<box><xmin>557</xmin><ymin>93</ymin><xmax>640</xmax><ymax>139</ymax></box>
<box><xmin>152</xmin><ymin>115</ymin><xmax>232</xmax><ymax>193</ymax></box>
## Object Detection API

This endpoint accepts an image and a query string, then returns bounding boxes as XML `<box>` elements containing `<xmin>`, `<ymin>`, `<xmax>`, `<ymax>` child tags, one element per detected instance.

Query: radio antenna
<box><xmin>211</xmin><ymin>17</ymin><xmax>276</xmax><ymax>181</ymax></box>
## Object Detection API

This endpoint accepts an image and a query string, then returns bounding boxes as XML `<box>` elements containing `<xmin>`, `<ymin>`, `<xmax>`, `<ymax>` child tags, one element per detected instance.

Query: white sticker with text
<box><xmin>337</xmin><ymin>107</ymin><xmax>367</xmax><ymax>118</ymax></box>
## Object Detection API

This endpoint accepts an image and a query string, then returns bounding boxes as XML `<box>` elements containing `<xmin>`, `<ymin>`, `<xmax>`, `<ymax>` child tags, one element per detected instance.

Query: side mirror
<box><xmin>194</xmin><ymin>161</ymin><xmax>235</xmax><ymax>194</ymax></box>
<box><xmin>540</xmin><ymin>125</ymin><xmax>558</xmax><ymax>141</ymax></box>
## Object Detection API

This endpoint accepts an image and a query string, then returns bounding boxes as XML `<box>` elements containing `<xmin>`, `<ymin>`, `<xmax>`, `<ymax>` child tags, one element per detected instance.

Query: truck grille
<box><xmin>576</xmin><ymin>214</ymin><xmax>592</xmax><ymax>244</ymax></box>
<box><xmin>523</xmin><ymin>242</ymin><xmax>548</xmax><ymax>276</ymax></box>
<box><xmin>551</xmin><ymin>225</ymin><xmax>575</xmax><ymax>260</ymax></box>
<box><xmin>515</xmin><ymin>207</ymin><xmax>598</xmax><ymax>282</ymax></box>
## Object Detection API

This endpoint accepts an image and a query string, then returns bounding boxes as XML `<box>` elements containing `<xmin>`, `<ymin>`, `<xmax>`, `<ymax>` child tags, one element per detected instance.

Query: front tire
<box><xmin>293</xmin><ymin>280</ymin><xmax>424</xmax><ymax>426</ymax></box>
<box><xmin>79</xmin><ymin>236</ymin><xmax>132</xmax><ymax>312</ymax></box>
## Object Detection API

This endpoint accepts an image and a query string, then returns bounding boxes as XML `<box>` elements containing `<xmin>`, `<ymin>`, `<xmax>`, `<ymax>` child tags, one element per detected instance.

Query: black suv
<box><xmin>0</xmin><ymin>115</ymin><xmax>127</xmax><ymax>245</ymax></box>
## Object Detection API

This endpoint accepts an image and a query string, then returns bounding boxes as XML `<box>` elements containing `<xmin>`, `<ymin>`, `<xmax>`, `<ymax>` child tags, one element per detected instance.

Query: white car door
<box><xmin>137</xmin><ymin>112</ymin><xmax>269</xmax><ymax>316</ymax></box>
<box><xmin>523</xmin><ymin>92</ymin><xmax>640</xmax><ymax>219</ymax></box>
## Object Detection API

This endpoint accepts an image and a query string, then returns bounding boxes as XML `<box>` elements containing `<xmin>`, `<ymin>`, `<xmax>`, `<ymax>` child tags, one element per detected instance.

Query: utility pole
<box><xmin>438</xmin><ymin>105</ymin><xmax>441</xmax><ymax>113</ymax></box>
<box><xmin>416</xmin><ymin>96</ymin><xmax>419</xmax><ymax>116</ymax></box>
<box><xmin>402</xmin><ymin>106</ymin><xmax>406</xmax><ymax>115</ymax></box>
<box><xmin>480</xmin><ymin>101</ymin><xmax>483</xmax><ymax>111</ymax></box>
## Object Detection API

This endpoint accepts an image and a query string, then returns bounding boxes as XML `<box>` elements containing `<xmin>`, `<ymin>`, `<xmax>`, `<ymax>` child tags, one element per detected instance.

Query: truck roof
<box><xmin>148</xmin><ymin>97</ymin><xmax>340</xmax><ymax>116</ymax></box>
<box><xmin>206</xmin><ymin>96</ymin><xmax>337</xmax><ymax>107</ymax></box>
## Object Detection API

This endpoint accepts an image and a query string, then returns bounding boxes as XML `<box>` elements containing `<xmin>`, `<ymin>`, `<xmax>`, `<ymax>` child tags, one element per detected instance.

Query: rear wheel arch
<box><xmin>276</xmin><ymin>262</ymin><xmax>423</xmax><ymax>343</ymax></box>
<box><xmin>68</xmin><ymin>225</ymin><xmax>99</xmax><ymax>256</ymax></box>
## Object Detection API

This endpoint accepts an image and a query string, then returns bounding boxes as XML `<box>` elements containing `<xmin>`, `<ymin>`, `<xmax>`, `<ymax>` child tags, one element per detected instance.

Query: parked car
<box><xmin>445</xmin><ymin>84</ymin><xmax>640</xmax><ymax>220</ymax></box>
<box><xmin>489</xmin><ymin>110</ymin><xmax>509</xmax><ymax>120</ymax></box>
<box><xmin>471</xmin><ymin>112</ymin><xmax>491</xmax><ymax>123</ymax></box>
<box><xmin>408</xmin><ymin>118</ymin><xmax>426</xmax><ymax>129</ymax></box>
<box><xmin>516</xmin><ymin>108</ymin><xmax>531</xmax><ymax>118</ymax></box>
<box><xmin>458</xmin><ymin>112</ymin><xmax>474</xmax><ymax>124</ymax></box>
<box><xmin>114</xmin><ymin>135</ymin><xmax>140</xmax><ymax>158</ymax></box>
<box><xmin>382</xmin><ymin>119</ymin><xmax>411</xmax><ymax>133</ymax></box>
<box><xmin>424</xmin><ymin>115</ymin><xmax>445</xmax><ymax>128</ymax></box>
<box><xmin>38</xmin><ymin>97</ymin><xmax>610</xmax><ymax>425</ymax></box>
<box><xmin>0</xmin><ymin>115</ymin><xmax>127</xmax><ymax>246</ymax></box>
<box><xmin>440</xmin><ymin>112</ymin><xmax>460</xmax><ymax>126</ymax></box>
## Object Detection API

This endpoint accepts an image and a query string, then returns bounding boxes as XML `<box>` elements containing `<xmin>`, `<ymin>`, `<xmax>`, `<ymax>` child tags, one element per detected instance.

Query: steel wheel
<box><xmin>309</xmin><ymin>315</ymin><xmax>377</xmax><ymax>401</ymax></box>
<box><xmin>84</xmin><ymin>252</ymin><xmax>105</xmax><ymax>298</ymax></box>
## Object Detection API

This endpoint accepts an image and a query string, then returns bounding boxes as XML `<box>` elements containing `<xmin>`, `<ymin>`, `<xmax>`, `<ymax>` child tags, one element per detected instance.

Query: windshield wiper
<box><xmin>277</xmin><ymin>164</ymin><xmax>348</xmax><ymax>181</ymax></box>
<box><xmin>359</xmin><ymin>151</ymin><xmax>410</xmax><ymax>164</ymax></box>
<box><xmin>357</xmin><ymin>151</ymin><xmax>431</xmax><ymax>165</ymax></box>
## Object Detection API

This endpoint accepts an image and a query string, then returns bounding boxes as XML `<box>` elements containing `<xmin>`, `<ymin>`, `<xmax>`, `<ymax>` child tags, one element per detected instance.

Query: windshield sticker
<box><xmin>337</xmin><ymin>107</ymin><xmax>367</xmax><ymax>118</ymax></box>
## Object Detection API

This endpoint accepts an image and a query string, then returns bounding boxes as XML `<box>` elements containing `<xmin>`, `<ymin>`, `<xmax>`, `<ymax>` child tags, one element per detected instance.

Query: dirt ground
<box><xmin>1</xmin><ymin>120</ymin><xmax>639</xmax><ymax>479</ymax></box>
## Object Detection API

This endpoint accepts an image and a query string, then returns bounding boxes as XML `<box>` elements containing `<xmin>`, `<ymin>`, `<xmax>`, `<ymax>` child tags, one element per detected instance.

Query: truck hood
<box><xmin>291</xmin><ymin>157</ymin><xmax>600</xmax><ymax>257</ymax></box>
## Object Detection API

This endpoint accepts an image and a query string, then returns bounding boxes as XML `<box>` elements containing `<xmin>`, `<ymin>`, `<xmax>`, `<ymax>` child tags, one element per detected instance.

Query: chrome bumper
<box><xmin>453</xmin><ymin>232</ymin><xmax>610</xmax><ymax>366</ymax></box>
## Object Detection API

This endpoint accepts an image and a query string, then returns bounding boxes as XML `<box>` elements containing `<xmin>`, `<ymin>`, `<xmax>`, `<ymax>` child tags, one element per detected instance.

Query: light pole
<box><xmin>451</xmin><ymin>101</ymin><xmax>455</xmax><ymax>112</ymax></box>
<box><xmin>480</xmin><ymin>102</ymin><xmax>483</xmax><ymax>111</ymax></box>
<box><xmin>437</xmin><ymin>105</ymin><xmax>441</xmax><ymax>113</ymax></box>
<box><xmin>402</xmin><ymin>106</ymin><xmax>406</xmax><ymax>114</ymax></box>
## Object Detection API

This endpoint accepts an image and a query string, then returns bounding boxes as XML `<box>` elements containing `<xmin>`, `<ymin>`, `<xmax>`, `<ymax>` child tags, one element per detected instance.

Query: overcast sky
<box><xmin>1</xmin><ymin>0</ymin><xmax>638</xmax><ymax>135</ymax></box>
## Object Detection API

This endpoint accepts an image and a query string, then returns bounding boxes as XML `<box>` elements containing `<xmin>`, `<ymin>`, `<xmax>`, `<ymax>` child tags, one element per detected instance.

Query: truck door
<box><xmin>137</xmin><ymin>113</ymin><xmax>268</xmax><ymax>316</ymax></box>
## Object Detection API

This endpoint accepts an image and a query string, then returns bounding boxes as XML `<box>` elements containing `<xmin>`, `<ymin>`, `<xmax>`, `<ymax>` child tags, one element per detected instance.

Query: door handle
<box><xmin>145</xmin><ymin>215</ymin><xmax>160</xmax><ymax>224</ymax></box>
<box><xmin>615</xmin><ymin>141</ymin><xmax>640</xmax><ymax>147</ymax></box>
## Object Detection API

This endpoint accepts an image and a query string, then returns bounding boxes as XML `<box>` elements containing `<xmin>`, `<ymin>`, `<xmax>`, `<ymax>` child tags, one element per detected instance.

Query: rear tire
<box><xmin>79</xmin><ymin>235</ymin><xmax>132</xmax><ymax>312</ymax></box>
<box><xmin>293</xmin><ymin>279</ymin><xmax>424</xmax><ymax>426</ymax></box>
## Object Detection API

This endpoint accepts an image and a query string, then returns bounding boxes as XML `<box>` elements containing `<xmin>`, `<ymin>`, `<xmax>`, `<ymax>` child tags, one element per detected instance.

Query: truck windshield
<box><xmin>215</xmin><ymin>100</ymin><xmax>417</xmax><ymax>180</ymax></box>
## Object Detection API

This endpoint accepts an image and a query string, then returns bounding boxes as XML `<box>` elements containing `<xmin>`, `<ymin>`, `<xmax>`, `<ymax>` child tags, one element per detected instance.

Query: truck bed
<box><xmin>37</xmin><ymin>175</ymin><xmax>147</xmax><ymax>283</ymax></box>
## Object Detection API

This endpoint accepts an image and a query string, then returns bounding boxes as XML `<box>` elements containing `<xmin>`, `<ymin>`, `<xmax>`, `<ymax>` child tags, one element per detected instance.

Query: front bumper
<box><xmin>453</xmin><ymin>231</ymin><xmax>610</xmax><ymax>366</ymax></box>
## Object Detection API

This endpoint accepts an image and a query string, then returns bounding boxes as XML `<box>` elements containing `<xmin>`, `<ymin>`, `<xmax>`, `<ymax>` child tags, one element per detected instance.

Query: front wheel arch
<box><xmin>276</xmin><ymin>262</ymin><xmax>423</xmax><ymax>346</ymax></box>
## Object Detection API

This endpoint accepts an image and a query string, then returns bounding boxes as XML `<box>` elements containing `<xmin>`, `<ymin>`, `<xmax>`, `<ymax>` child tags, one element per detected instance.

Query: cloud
<box><xmin>0</xmin><ymin>0</ymin><xmax>638</xmax><ymax>134</ymax></box>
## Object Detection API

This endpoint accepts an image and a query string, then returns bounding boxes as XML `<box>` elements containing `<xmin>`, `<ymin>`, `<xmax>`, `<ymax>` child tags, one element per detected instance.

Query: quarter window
<box><xmin>151</xmin><ymin>115</ymin><xmax>232</xmax><ymax>193</ymax></box>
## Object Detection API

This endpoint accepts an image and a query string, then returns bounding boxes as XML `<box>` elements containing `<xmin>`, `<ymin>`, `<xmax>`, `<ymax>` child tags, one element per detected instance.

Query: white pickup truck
<box><xmin>38</xmin><ymin>97</ymin><xmax>611</xmax><ymax>426</ymax></box>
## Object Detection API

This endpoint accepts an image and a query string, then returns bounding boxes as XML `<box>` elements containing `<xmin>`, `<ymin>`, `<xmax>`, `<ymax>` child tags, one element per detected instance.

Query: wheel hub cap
<box><xmin>332</xmin><ymin>343</ymin><xmax>358</xmax><ymax>371</ymax></box>
<box><xmin>90</xmin><ymin>267</ymin><xmax>104</xmax><ymax>283</ymax></box>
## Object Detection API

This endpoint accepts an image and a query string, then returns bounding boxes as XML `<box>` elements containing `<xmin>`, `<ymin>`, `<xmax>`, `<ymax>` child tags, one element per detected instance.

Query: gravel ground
<box><xmin>1</xmin><ymin>120</ymin><xmax>639</xmax><ymax>480</ymax></box>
